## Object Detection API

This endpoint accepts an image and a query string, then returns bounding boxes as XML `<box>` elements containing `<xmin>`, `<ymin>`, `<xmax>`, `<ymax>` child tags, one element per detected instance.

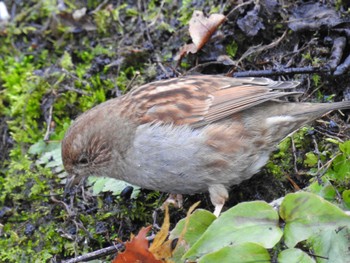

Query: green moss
<box><xmin>1</xmin><ymin>0</ymin><xmax>349</xmax><ymax>261</ymax></box>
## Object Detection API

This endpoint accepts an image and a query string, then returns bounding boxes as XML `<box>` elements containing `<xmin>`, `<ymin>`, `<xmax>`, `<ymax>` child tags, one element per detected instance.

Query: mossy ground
<box><xmin>0</xmin><ymin>0</ymin><xmax>349</xmax><ymax>261</ymax></box>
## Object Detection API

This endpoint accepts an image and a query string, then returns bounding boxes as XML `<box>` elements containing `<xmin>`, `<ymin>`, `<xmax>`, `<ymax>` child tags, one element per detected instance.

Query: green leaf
<box><xmin>309</xmin><ymin>227</ymin><xmax>350</xmax><ymax>263</ymax></box>
<box><xmin>309</xmin><ymin>181</ymin><xmax>337</xmax><ymax>201</ymax></box>
<box><xmin>170</xmin><ymin>209</ymin><xmax>216</xmax><ymax>262</ymax></box>
<box><xmin>339</xmin><ymin>140</ymin><xmax>350</xmax><ymax>155</ymax></box>
<box><xmin>31</xmin><ymin>142</ymin><xmax>63</xmax><ymax>173</ymax></box>
<box><xmin>304</xmin><ymin>152</ymin><xmax>318</xmax><ymax>167</ymax></box>
<box><xmin>170</xmin><ymin>209</ymin><xmax>216</xmax><ymax>247</ymax></box>
<box><xmin>183</xmin><ymin>201</ymin><xmax>282</xmax><ymax>261</ymax></box>
<box><xmin>28</xmin><ymin>140</ymin><xmax>47</xmax><ymax>155</ymax></box>
<box><xmin>226</xmin><ymin>41</ymin><xmax>238</xmax><ymax>58</ymax></box>
<box><xmin>198</xmin><ymin>242</ymin><xmax>270</xmax><ymax>263</ymax></box>
<box><xmin>328</xmin><ymin>154</ymin><xmax>350</xmax><ymax>180</ymax></box>
<box><xmin>280</xmin><ymin>192</ymin><xmax>350</xmax><ymax>248</ymax></box>
<box><xmin>278</xmin><ymin>248</ymin><xmax>315</xmax><ymax>263</ymax></box>
<box><xmin>36</xmin><ymin>145</ymin><xmax>62</xmax><ymax>169</ymax></box>
<box><xmin>342</xmin><ymin>190</ymin><xmax>350</xmax><ymax>209</ymax></box>
<box><xmin>88</xmin><ymin>176</ymin><xmax>140</xmax><ymax>199</ymax></box>
<box><xmin>278</xmin><ymin>136</ymin><xmax>291</xmax><ymax>153</ymax></box>
<box><xmin>60</xmin><ymin>51</ymin><xmax>74</xmax><ymax>70</ymax></box>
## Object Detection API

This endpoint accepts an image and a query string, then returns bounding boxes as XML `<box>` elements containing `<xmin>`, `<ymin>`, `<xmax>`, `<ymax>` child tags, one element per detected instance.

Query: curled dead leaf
<box><xmin>176</xmin><ymin>11</ymin><xmax>226</xmax><ymax>60</ymax></box>
<box><xmin>189</xmin><ymin>11</ymin><xmax>226</xmax><ymax>51</ymax></box>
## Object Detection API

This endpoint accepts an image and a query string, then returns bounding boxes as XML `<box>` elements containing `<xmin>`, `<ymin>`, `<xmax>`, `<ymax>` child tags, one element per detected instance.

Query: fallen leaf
<box><xmin>150</xmin><ymin>202</ymin><xmax>201</xmax><ymax>262</ymax></box>
<box><xmin>149</xmin><ymin>205</ymin><xmax>172</xmax><ymax>260</ymax></box>
<box><xmin>176</xmin><ymin>11</ymin><xmax>226</xmax><ymax>60</ymax></box>
<box><xmin>189</xmin><ymin>11</ymin><xmax>226</xmax><ymax>51</ymax></box>
<box><xmin>113</xmin><ymin>226</ymin><xmax>163</xmax><ymax>263</ymax></box>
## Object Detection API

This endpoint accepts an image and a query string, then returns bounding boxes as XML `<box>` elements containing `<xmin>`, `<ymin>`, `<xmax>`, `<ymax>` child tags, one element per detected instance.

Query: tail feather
<box><xmin>263</xmin><ymin>100</ymin><xmax>350</xmax><ymax>143</ymax></box>
<box><xmin>293</xmin><ymin>101</ymin><xmax>350</xmax><ymax>118</ymax></box>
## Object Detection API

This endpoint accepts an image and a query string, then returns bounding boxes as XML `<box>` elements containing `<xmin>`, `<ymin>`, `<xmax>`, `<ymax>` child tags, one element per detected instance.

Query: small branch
<box><xmin>126</xmin><ymin>71</ymin><xmax>141</xmax><ymax>91</ymax></box>
<box><xmin>327</xmin><ymin>37</ymin><xmax>346</xmax><ymax>70</ymax></box>
<box><xmin>231</xmin><ymin>66</ymin><xmax>331</xmax><ymax>78</ymax></box>
<box><xmin>225</xmin><ymin>0</ymin><xmax>254</xmax><ymax>20</ymax></box>
<box><xmin>43</xmin><ymin>106</ymin><xmax>53</xmax><ymax>141</ymax></box>
<box><xmin>291</xmin><ymin>137</ymin><xmax>298</xmax><ymax>175</ymax></box>
<box><xmin>237</xmin><ymin>30</ymin><xmax>288</xmax><ymax>65</ymax></box>
<box><xmin>62</xmin><ymin>243</ymin><xmax>124</xmax><ymax>263</ymax></box>
<box><xmin>62</xmin><ymin>85</ymin><xmax>89</xmax><ymax>96</ymax></box>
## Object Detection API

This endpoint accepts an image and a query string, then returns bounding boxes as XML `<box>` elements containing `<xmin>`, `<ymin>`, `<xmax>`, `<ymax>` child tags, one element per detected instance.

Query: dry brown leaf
<box><xmin>114</xmin><ymin>203</ymin><xmax>201</xmax><ymax>263</ymax></box>
<box><xmin>150</xmin><ymin>202</ymin><xmax>200</xmax><ymax>262</ymax></box>
<box><xmin>189</xmin><ymin>11</ymin><xmax>226</xmax><ymax>51</ymax></box>
<box><xmin>113</xmin><ymin>226</ymin><xmax>163</xmax><ymax>263</ymax></box>
<box><xmin>149</xmin><ymin>204</ymin><xmax>172</xmax><ymax>260</ymax></box>
<box><xmin>175</xmin><ymin>11</ymin><xmax>226</xmax><ymax>60</ymax></box>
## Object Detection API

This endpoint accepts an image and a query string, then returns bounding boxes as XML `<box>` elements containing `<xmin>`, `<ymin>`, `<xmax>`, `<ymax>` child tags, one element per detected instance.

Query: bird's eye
<box><xmin>78</xmin><ymin>156</ymin><xmax>89</xmax><ymax>165</ymax></box>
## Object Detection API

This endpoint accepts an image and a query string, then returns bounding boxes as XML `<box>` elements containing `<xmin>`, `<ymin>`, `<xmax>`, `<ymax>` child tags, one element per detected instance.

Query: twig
<box><xmin>43</xmin><ymin>105</ymin><xmax>53</xmax><ymax>141</ymax></box>
<box><xmin>232</xmin><ymin>66</ymin><xmax>331</xmax><ymax>78</ymax></box>
<box><xmin>146</xmin><ymin>0</ymin><xmax>166</xmax><ymax>27</ymax></box>
<box><xmin>314</xmin><ymin>126</ymin><xmax>346</xmax><ymax>142</ymax></box>
<box><xmin>127</xmin><ymin>72</ymin><xmax>141</xmax><ymax>91</ymax></box>
<box><xmin>50</xmin><ymin>193</ymin><xmax>76</xmax><ymax>217</ymax></box>
<box><xmin>291</xmin><ymin>137</ymin><xmax>298</xmax><ymax>174</ymax></box>
<box><xmin>61</xmin><ymin>243</ymin><xmax>124</xmax><ymax>263</ymax></box>
<box><xmin>62</xmin><ymin>85</ymin><xmax>89</xmax><ymax>96</ymax></box>
<box><xmin>311</xmin><ymin>135</ymin><xmax>322</xmax><ymax>171</ymax></box>
<box><xmin>301</xmin><ymin>82</ymin><xmax>324</xmax><ymax>102</ymax></box>
<box><xmin>90</xmin><ymin>0</ymin><xmax>109</xmax><ymax>14</ymax></box>
<box><xmin>237</xmin><ymin>30</ymin><xmax>288</xmax><ymax>65</ymax></box>
<box><xmin>155</xmin><ymin>53</ymin><xmax>173</xmax><ymax>78</ymax></box>
<box><xmin>225</xmin><ymin>0</ymin><xmax>254</xmax><ymax>20</ymax></box>
<box><xmin>285</xmin><ymin>175</ymin><xmax>301</xmax><ymax>191</ymax></box>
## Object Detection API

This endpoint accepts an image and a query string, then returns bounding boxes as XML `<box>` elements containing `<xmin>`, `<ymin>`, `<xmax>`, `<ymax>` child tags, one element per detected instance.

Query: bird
<box><xmin>61</xmin><ymin>74</ymin><xmax>350</xmax><ymax>216</ymax></box>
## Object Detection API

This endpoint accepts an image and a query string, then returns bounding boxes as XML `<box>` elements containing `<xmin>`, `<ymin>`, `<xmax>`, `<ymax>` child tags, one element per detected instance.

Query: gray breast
<box><xmin>126</xmin><ymin>123</ymin><xmax>212</xmax><ymax>193</ymax></box>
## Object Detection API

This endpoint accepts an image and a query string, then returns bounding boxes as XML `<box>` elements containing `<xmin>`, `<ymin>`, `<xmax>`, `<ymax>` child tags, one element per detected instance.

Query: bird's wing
<box><xmin>121</xmin><ymin>75</ymin><xmax>300</xmax><ymax>127</ymax></box>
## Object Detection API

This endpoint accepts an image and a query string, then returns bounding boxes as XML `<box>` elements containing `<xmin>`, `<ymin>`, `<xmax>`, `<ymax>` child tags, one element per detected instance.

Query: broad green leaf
<box><xmin>280</xmin><ymin>192</ymin><xmax>350</xmax><ymax>248</ymax></box>
<box><xmin>309</xmin><ymin>181</ymin><xmax>336</xmax><ymax>201</ymax></box>
<box><xmin>278</xmin><ymin>248</ymin><xmax>315</xmax><ymax>263</ymax></box>
<box><xmin>198</xmin><ymin>242</ymin><xmax>270</xmax><ymax>263</ymax></box>
<box><xmin>88</xmin><ymin>176</ymin><xmax>140</xmax><ymax>199</ymax></box>
<box><xmin>35</xmin><ymin>143</ymin><xmax>63</xmax><ymax>169</ymax></box>
<box><xmin>28</xmin><ymin>140</ymin><xmax>47</xmax><ymax>155</ymax></box>
<box><xmin>309</xmin><ymin>227</ymin><xmax>350</xmax><ymax>263</ymax></box>
<box><xmin>29</xmin><ymin>140</ymin><xmax>61</xmax><ymax>156</ymax></box>
<box><xmin>170</xmin><ymin>209</ymin><xmax>216</xmax><ymax>246</ymax></box>
<box><xmin>183</xmin><ymin>201</ymin><xmax>282</xmax><ymax>260</ymax></box>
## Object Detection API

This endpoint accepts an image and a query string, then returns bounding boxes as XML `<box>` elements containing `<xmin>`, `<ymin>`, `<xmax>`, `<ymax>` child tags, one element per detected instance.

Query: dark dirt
<box><xmin>1</xmin><ymin>0</ymin><xmax>350</xmax><ymax>261</ymax></box>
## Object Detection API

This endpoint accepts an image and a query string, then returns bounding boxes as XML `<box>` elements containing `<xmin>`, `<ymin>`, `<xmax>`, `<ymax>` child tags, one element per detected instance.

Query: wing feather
<box><xmin>121</xmin><ymin>75</ymin><xmax>300</xmax><ymax>127</ymax></box>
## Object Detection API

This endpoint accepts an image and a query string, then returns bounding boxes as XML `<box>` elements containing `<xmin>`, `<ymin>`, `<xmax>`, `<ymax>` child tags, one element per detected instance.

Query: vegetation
<box><xmin>0</xmin><ymin>0</ymin><xmax>349</xmax><ymax>262</ymax></box>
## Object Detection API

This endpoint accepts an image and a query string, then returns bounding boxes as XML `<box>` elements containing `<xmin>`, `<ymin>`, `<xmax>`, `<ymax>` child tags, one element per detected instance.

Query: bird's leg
<box><xmin>209</xmin><ymin>184</ymin><xmax>228</xmax><ymax>217</ymax></box>
<box><xmin>161</xmin><ymin>193</ymin><xmax>183</xmax><ymax>209</ymax></box>
<box><xmin>213</xmin><ymin>203</ymin><xmax>224</xmax><ymax>217</ymax></box>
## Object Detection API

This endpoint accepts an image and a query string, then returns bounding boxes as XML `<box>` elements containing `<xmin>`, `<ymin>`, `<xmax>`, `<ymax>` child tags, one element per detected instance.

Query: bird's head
<box><xmin>61</xmin><ymin>115</ymin><xmax>113</xmax><ymax>194</ymax></box>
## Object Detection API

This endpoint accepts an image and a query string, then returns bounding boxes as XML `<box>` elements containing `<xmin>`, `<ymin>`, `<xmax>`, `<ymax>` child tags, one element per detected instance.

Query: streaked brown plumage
<box><xmin>62</xmin><ymin>75</ymin><xmax>350</xmax><ymax>216</ymax></box>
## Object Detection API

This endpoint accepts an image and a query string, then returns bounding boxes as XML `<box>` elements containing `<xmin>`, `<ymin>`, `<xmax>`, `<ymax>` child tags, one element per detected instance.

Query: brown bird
<box><xmin>61</xmin><ymin>75</ymin><xmax>350</xmax><ymax>216</ymax></box>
